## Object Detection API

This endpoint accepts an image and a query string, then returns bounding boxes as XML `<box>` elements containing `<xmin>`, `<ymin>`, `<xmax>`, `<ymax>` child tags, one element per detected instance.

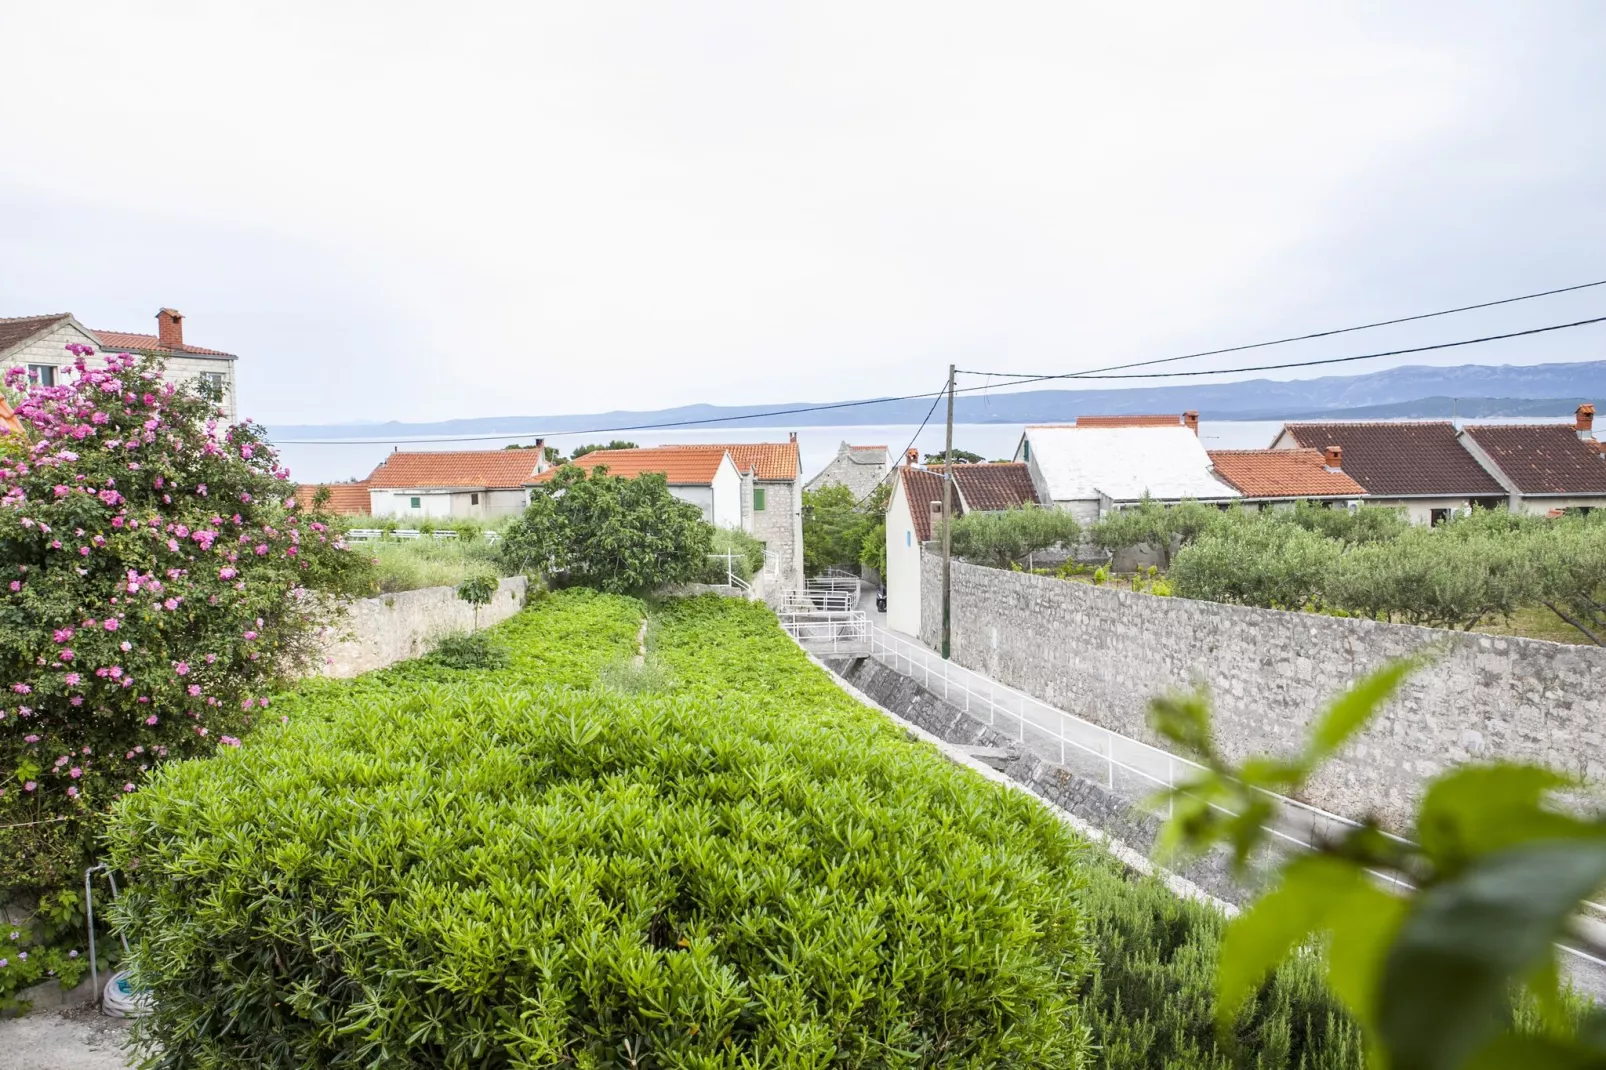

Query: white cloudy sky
<box><xmin>2</xmin><ymin>2</ymin><xmax>1603</xmax><ymax>425</ymax></box>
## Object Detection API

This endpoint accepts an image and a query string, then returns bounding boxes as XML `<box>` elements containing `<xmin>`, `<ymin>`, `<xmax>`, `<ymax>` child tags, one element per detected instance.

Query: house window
<box><xmin>409</xmin><ymin>496</ymin><xmax>421</xmax><ymax>510</ymax></box>
<box><xmin>1430</xmin><ymin>508</ymin><xmax>1452</xmax><ymax>527</ymax></box>
<box><xmin>470</xmin><ymin>492</ymin><xmax>480</xmax><ymax>505</ymax></box>
<box><xmin>197</xmin><ymin>371</ymin><xmax>225</xmax><ymax>398</ymax></box>
<box><xmin>754</xmin><ymin>488</ymin><xmax>767</xmax><ymax>511</ymax></box>
<box><xmin>906</xmin><ymin>531</ymin><xmax>912</xmax><ymax>547</ymax></box>
<box><xmin>26</xmin><ymin>364</ymin><xmax>56</xmax><ymax>387</ymax></box>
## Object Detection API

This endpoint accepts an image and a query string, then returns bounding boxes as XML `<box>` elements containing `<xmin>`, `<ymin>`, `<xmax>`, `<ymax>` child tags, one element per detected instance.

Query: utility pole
<box><xmin>941</xmin><ymin>363</ymin><xmax>955</xmax><ymax>659</ymax></box>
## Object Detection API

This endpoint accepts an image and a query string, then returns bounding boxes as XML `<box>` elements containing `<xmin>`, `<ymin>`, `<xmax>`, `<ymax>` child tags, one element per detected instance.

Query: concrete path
<box><xmin>0</xmin><ymin>1006</ymin><xmax>131</xmax><ymax>1070</ymax></box>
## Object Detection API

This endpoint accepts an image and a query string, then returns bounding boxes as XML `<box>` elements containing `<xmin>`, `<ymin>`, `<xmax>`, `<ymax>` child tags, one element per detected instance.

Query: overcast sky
<box><xmin>2</xmin><ymin>3</ymin><xmax>1604</xmax><ymax>425</ymax></box>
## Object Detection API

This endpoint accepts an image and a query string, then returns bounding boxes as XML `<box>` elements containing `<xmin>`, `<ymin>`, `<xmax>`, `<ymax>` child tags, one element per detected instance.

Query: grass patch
<box><xmin>365</xmin><ymin>537</ymin><xmax>508</xmax><ymax>594</ymax></box>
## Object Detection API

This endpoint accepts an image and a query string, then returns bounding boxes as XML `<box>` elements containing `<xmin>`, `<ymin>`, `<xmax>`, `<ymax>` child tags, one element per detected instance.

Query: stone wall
<box><xmin>752</xmin><ymin>479</ymin><xmax>804</xmax><ymax>592</ymax></box>
<box><xmin>318</xmin><ymin>576</ymin><xmax>527</xmax><ymax>677</ymax></box>
<box><xmin>919</xmin><ymin>551</ymin><xmax>1606</xmax><ymax>829</ymax></box>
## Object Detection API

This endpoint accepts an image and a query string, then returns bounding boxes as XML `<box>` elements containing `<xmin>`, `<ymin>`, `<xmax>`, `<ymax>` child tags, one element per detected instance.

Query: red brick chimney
<box><xmin>156</xmin><ymin>308</ymin><xmax>183</xmax><ymax>348</ymax></box>
<box><xmin>789</xmin><ymin>431</ymin><xmax>797</xmax><ymax>443</ymax></box>
<box><xmin>905</xmin><ymin>447</ymin><xmax>919</xmax><ymax>467</ymax></box>
<box><xmin>1183</xmin><ymin>411</ymin><xmax>1199</xmax><ymax>436</ymax></box>
<box><xmin>1577</xmin><ymin>403</ymin><xmax>1596</xmax><ymax>435</ymax></box>
<box><xmin>1324</xmin><ymin>445</ymin><xmax>1343</xmax><ymax>470</ymax></box>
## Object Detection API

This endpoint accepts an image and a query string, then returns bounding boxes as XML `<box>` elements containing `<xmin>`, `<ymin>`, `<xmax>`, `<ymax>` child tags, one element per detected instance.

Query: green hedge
<box><xmin>108</xmin><ymin>591</ymin><xmax>1097</xmax><ymax>1067</ymax></box>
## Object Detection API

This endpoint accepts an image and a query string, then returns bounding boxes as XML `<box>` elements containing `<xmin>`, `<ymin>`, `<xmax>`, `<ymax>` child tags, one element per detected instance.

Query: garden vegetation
<box><xmin>0</xmin><ymin>349</ymin><xmax>369</xmax><ymax>1006</ymax></box>
<box><xmin>108</xmin><ymin>590</ymin><xmax>1368</xmax><ymax>1068</ymax></box>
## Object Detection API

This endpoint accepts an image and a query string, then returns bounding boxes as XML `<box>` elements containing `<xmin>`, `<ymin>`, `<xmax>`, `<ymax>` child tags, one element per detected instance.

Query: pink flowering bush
<box><xmin>0</xmin><ymin>348</ymin><xmax>370</xmax><ymax>905</ymax></box>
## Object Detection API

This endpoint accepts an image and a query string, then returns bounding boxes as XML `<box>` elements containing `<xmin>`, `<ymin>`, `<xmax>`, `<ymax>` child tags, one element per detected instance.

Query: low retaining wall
<box><xmin>920</xmin><ymin>552</ymin><xmax>1606</xmax><ymax>829</ymax></box>
<box><xmin>319</xmin><ymin>577</ymin><xmax>527</xmax><ymax>678</ymax></box>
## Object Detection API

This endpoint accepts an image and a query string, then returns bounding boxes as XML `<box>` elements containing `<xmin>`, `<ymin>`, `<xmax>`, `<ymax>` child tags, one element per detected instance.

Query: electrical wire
<box><xmin>274</xmin><ymin>280</ymin><xmax>1606</xmax><ymax>446</ymax></box>
<box><xmin>961</xmin><ymin>277</ymin><xmax>1606</xmax><ymax>381</ymax></box>
<box><xmin>957</xmin><ymin>314</ymin><xmax>1606</xmax><ymax>385</ymax></box>
<box><xmin>854</xmin><ymin>384</ymin><xmax>947</xmax><ymax>510</ymax></box>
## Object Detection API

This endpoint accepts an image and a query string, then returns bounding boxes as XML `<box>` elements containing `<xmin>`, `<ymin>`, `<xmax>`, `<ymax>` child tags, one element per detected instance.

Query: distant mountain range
<box><xmin>267</xmin><ymin>360</ymin><xmax>1606</xmax><ymax>439</ymax></box>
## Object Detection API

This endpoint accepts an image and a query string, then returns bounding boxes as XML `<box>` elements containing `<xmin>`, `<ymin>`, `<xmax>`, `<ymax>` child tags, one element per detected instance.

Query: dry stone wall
<box><xmin>318</xmin><ymin>577</ymin><xmax>527</xmax><ymax>677</ymax></box>
<box><xmin>919</xmin><ymin>552</ymin><xmax>1606</xmax><ymax>829</ymax></box>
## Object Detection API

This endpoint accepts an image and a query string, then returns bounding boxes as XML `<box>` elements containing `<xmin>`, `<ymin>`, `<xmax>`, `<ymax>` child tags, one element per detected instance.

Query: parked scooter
<box><xmin>875</xmin><ymin>586</ymin><xmax>888</xmax><ymax>613</ymax></box>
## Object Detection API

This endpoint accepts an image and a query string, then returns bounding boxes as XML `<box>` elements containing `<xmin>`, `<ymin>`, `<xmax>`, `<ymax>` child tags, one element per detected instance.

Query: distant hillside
<box><xmin>266</xmin><ymin>360</ymin><xmax>1606</xmax><ymax>438</ymax></box>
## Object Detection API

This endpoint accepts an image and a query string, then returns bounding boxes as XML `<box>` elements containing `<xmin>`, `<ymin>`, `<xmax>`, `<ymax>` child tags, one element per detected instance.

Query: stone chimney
<box><xmin>1323</xmin><ymin>445</ymin><xmax>1343</xmax><ymax>471</ymax></box>
<box><xmin>1183</xmin><ymin>411</ymin><xmax>1199</xmax><ymax>435</ymax></box>
<box><xmin>789</xmin><ymin>431</ymin><xmax>798</xmax><ymax>444</ymax></box>
<box><xmin>906</xmin><ymin>447</ymin><xmax>919</xmax><ymax>467</ymax></box>
<box><xmin>156</xmin><ymin>308</ymin><xmax>183</xmax><ymax>348</ymax></box>
<box><xmin>1577</xmin><ymin>403</ymin><xmax>1596</xmax><ymax>436</ymax></box>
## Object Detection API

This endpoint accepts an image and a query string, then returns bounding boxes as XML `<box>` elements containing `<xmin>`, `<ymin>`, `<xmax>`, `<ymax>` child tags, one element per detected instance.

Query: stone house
<box><xmin>1272</xmin><ymin>421</ymin><xmax>1507</xmax><ymax>524</ymax></box>
<box><xmin>536</xmin><ymin>446</ymin><xmax>745</xmax><ymax>530</ymax></box>
<box><xmin>1207</xmin><ymin>447</ymin><xmax>1365</xmax><ymax>510</ymax></box>
<box><xmin>0</xmin><ymin>309</ymin><xmax>239</xmax><ymax>420</ymax></box>
<box><xmin>368</xmin><ymin>447</ymin><xmax>555</xmax><ymax>520</ymax></box>
<box><xmin>883</xmin><ymin>459</ymin><xmax>1039</xmax><ymax>637</ymax></box>
<box><xmin>1455</xmin><ymin>405</ymin><xmax>1606</xmax><ymax>515</ymax></box>
<box><xmin>657</xmin><ymin>440</ymin><xmax>805</xmax><ymax>593</ymax></box>
<box><xmin>1013</xmin><ymin>423</ymin><xmax>1239</xmax><ymax>526</ymax></box>
<box><xmin>805</xmin><ymin>442</ymin><xmax>890</xmax><ymax>499</ymax></box>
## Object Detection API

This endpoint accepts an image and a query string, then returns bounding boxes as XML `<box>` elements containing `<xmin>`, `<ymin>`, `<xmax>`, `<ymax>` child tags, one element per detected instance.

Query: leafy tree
<box><xmin>802</xmin><ymin>484</ymin><xmax>872</xmax><ymax>576</ymax></box>
<box><xmin>858</xmin><ymin>482</ymin><xmax>892</xmax><ymax>579</ymax></box>
<box><xmin>499</xmin><ymin>465</ymin><xmax>711</xmax><ymax>593</ymax></box>
<box><xmin>924</xmin><ymin>448</ymin><xmax>985</xmax><ymax>464</ymax></box>
<box><xmin>1090</xmin><ymin>497</ymin><xmax>1225</xmax><ymax>565</ymax></box>
<box><xmin>1287</xmin><ymin>501</ymin><xmax>1408</xmax><ymax>545</ymax></box>
<box><xmin>948</xmin><ymin>505</ymin><xmax>1082</xmax><ymax>569</ymax></box>
<box><xmin>1150</xmin><ymin>659</ymin><xmax>1606</xmax><ymax>1069</ymax></box>
<box><xmin>455</xmin><ymin>571</ymin><xmax>498</xmax><ymax>630</ymax></box>
<box><xmin>571</xmin><ymin>439</ymin><xmax>638</xmax><ymax>460</ymax></box>
<box><xmin>1171</xmin><ymin>522</ymin><xmax>1340</xmax><ymax>610</ymax></box>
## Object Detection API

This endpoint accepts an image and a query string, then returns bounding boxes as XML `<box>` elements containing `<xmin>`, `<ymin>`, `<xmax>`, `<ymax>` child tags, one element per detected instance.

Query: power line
<box><xmin>274</xmin><ymin>279</ymin><xmax>1606</xmax><ymax>446</ymax></box>
<box><xmin>855</xmin><ymin>383</ymin><xmax>946</xmax><ymax>510</ymax></box>
<box><xmin>957</xmin><ymin>314</ymin><xmax>1606</xmax><ymax>385</ymax></box>
<box><xmin>961</xmin><ymin>277</ymin><xmax>1606</xmax><ymax>381</ymax></box>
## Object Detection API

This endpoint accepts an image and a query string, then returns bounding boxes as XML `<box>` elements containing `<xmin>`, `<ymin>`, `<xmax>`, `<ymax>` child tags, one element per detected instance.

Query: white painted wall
<box><xmin>885</xmin><ymin>477</ymin><xmax>922</xmax><ymax>635</ymax></box>
<box><xmin>711</xmin><ymin>454</ymin><xmax>742</xmax><ymax>528</ymax></box>
<box><xmin>670</xmin><ymin>485</ymin><xmax>715</xmax><ymax>521</ymax></box>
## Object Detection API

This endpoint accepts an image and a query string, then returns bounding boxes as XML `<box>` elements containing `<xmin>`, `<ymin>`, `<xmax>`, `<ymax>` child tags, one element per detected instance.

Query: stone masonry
<box><xmin>920</xmin><ymin>551</ymin><xmax>1606</xmax><ymax>830</ymax></box>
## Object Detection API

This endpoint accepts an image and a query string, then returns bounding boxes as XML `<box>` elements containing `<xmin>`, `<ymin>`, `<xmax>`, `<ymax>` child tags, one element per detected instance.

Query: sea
<box><xmin>270</xmin><ymin>417</ymin><xmax>1604</xmax><ymax>488</ymax></box>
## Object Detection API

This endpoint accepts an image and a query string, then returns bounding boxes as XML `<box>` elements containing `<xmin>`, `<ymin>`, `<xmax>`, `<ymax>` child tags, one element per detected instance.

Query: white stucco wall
<box><xmin>711</xmin><ymin>455</ymin><xmax>742</xmax><ymax>528</ymax></box>
<box><xmin>670</xmin><ymin>485</ymin><xmax>715</xmax><ymax>521</ymax></box>
<box><xmin>2</xmin><ymin>321</ymin><xmax>238</xmax><ymax>420</ymax></box>
<box><xmin>885</xmin><ymin>477</ymin><xmax>922</xmax><ymax>635</ymax></box>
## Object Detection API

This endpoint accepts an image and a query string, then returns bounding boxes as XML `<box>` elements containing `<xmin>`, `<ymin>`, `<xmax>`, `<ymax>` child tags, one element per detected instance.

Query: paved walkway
<box><xmin>0</xmin><ymin>1006</ymin><xmax>130</xmax><ymax>1070</ymax></box>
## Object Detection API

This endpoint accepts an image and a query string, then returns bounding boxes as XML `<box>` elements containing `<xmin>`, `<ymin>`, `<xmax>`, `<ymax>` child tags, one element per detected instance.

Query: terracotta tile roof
<box><xmin>1281</xmin><ymin>422</ymin><xmax>1505</xmax><ymax>498</ymax></box>
<box><xmin>1208</xmin><ymin>449</ymin><xmax>1365</xmax><ymax>499</ymax></box>
<box><xmin>295</xmin><ymin>482</ymin><xmax>372</xmax><ymax>515</ymax></box>
<box><xmin>91</xmin><ymin>329</ymin><xmax>236</xmax><ymax>359</ymax></box>
<box><xmin>899</xmin><ymin>467</ymin><xmax>962</xmax><ymax>542</ymax></box>
<box><xmin>1075</xmin><ymin>414</ymin><xmax>1184</xmax><ymax>427</ymax></box>
<box><xmin>1462</xmin><ymin>424</ymin><xmax>1606</xmax><ymax>496</ymax></box>
<box><xmin>929</xmin><ymin>462</ymin><xmax>1041</xmax><ymax>511</ymax></box>
<box><xmin>534</xmin><ymin>447</ymin><xmax>729</xmax><ymax>486</ymax></box>
<box><xmin>367</xmin><ymin>450</ymin><xmax>544</xmax><ymax>489</ymax></box>
<box><xmin>0</xmin><ymin>397</ymin><xmax>23</xmax><ymax>438</ymax></box>
<box><xmin>658</xmin><ymin>441</ymin><xmax>799</xmax><ymax>481</ymax></box>
<box><xmin>0</xmin><ymin>314</ymin><xmax>71</xmax><ymax>354</ymax></box>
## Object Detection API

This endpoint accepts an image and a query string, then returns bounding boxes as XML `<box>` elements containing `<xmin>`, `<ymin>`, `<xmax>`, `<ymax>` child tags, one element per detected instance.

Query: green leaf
<box><xmin>1380</xmin><ymin>838</ymin><xmax>1606</xmax><ymax>1070</ymax></box>
<box><xmin>1307</xmin><ymin>656</ymin><xmax>1420</xmax><ymax>766</ymax></box>
<box><xmin>1324</xmin><ymin>881</ymin><xmax>1408</xmax><ymax>1029</ymax></box>
<box><xmin>1416</xmin><ymin>765</ymin><xmax>1595</xmax><ymax>875</ymax></box>
<box><xmin>1216</xmin><ymin>854</ymin><xmax>1365</xmax><ymax>1029</ymax></box>
<box><xmin>1147</xmin><ymin>691</ymin><xmax>1215</xmax><ymax>760</ymax></box>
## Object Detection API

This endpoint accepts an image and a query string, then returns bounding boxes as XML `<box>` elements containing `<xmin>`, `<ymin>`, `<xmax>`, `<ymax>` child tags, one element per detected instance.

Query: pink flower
<box><xmin>58</xmin><ymin>649</ymin><xmax>73</xmax><ymax>662</ymax></box>
<box><xmin>66</xmin><ymin>787</ymin><xmax>78</xmax><ymax>798</ymax></box>
<box><xmin>243</xmin><ymin>630</ymin><xmax>258</xmax><ymax>641</ymax></box>
<box><xmin>123</xmin><ymin>784</ymin><xmax>135</xmax><ymax>793</ymax></box>
<box><xmin>52</xmin><ymin>628</ymin><xmax>73</xmax><ymax>643</ymax></box>
<box><xmin>22</xmin><ymin>782</ymin><xmax>34</xmax><ymax>792</ymax></box>
<box><xmin>103</xmin><ymin>618</ymin><xmax>119</xmax><ymax>632</ymax></box>
<box><xmin>175</xmin><ymin>662</ymin><xmax>190</xmax><ymax>676</ymax></box>
<box><xmin>218</xmin><ymin>567</ymin><xmax>237</xmax><ymax>580</ymax></box>
<box><xmin>63</xmin><ymin>673</ymin><xmax>80</xmax><ymax>686</ymax></box>
<box><xmin>186</xmin><ymin>684</ymin><xmax>201</xmax><ymax>696</ymax></box>
<box><xmin>120</xmin><ymin>641</ymin><xmax>131</xmax><ymax>652</ymax></box>
<box><xmin>78</xmin><ymin>546</ymin><xmax>89</xmax><ymax>557</ymax></box>
<box><xmin>69</xmin><ymin>767</ymin><xmax>81</xmax><ymax>779</ymax></box>
<box><xmin>163</xmin><ymin>598</ymin><xmax>179</xmax><ymax>611</ymax></box>
<box><xmin>10</xmin><ymin>684</ymin><xmax>29</xmax><ymax>695</ymax></box>
<box><xmin>145</xmin><ymin>715</ymin><xmax>157</xmax><ymax>726</ymax></box>
<box><xmin>23</xmin><ymin>735</ymin><xmax>38</xmax><ymax>744</ymax></box>
<box><xmin>7</xmin><ymin>582</ymin><xmax>18</xmax><ymax>592</ymax></box>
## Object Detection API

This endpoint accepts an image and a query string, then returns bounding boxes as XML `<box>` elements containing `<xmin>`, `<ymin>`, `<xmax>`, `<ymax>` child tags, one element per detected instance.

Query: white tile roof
<box><xmin>1019</xmin><ymin>425</ymin><xmax>1240</xmax><ymax>503</ymax></box>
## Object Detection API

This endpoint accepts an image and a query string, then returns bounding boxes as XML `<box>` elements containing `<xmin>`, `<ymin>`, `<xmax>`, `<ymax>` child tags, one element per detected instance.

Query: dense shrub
<box><xmin>110</xmin><ymin>590</ymin><xmax>1097</xmax><ymax>1067</ymax></box>
<box><xmin>949</xmin><ymin>504</ymin><xmax>1081</xmax><ymax>569</ymax></box>
<box><xmin>368</xmin><ymin>537</ymin><xmax>506</xmax><ymax>594</ymax></box>
<box><xmin>428</xmin><ymin>630</ymin><xmax>508</xmax><ymax>670</ymax></box>
<box><xmin>698</xmin><ymin>525</ymin><xmax>766</xmax><ymax>583</ymax></box>
<box><xmin>1078</xmin><ymin>859</ymin><xmax>1363</xmax><ymax>1070</ymax></box>
<box><xmin>801</xmin><ymin>483</ymin><xmax>872</xmax><ymax>575</ymax></box>
<box><xmin>0</xmin><ymin>351</ymin><xmax>368</xmax><ymax>902</ymax></box>
<box><xmin>1089</xmin><ymin>498</ymin><xmax>1224</xmax><ymax>564</ymax></box>
<box><xmin>500</xmin><ymin>465</ymin><xmax>712</xmax><ymax>594</ymax></box>
<box><xmin>1171</xmin><ymin>523</ymin><xmax>1340</xmax><ymax>610</ymax></box>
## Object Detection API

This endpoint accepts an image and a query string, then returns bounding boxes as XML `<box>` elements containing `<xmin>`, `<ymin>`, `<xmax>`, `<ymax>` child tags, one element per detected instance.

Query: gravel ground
<box><xmin>0</xmin><ymin>1005</ymin><xmax>132</xmax><ymax>1070</ymax></box>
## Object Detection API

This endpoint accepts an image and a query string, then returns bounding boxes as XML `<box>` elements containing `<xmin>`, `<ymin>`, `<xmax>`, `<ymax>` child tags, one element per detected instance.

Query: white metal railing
<box><xmin>393</xmin><ymin>529</ymin><xmax>422</xmax><ymax>540</ymax></box>
<box><xmin>347</xmin><ymin>529</ymin><xmax>382</xmax><ymax>542</ymax></box>
<box><xmin>485</xmin><ymin>530</ymin><xmax>501</xmax><ymax>545</ymax></box>
<box><xmin>763</xmin><ymin>549</ymin><xmax>780</xmax><ymax>579</ymax></box>
<box><xmin>432</xmin><ymin>530</ymin><xmax>459</xmax><ymax>540</ymax></box>
<box><xmin>783</xmin><ymin>612</ymin><xmax>869</xmax><ymax>652</ymax></box>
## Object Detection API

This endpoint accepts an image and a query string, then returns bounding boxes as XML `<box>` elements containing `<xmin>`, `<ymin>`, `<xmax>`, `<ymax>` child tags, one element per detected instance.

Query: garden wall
<box><xmin>318</xmin><ymin>577</ymin><xmax>527</xmax><ymax>677</ymax></box>
<box><xmin>918</xmin><ymin>552</ymin><xmax>1606</xmax><ymax>829</ymax></box>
